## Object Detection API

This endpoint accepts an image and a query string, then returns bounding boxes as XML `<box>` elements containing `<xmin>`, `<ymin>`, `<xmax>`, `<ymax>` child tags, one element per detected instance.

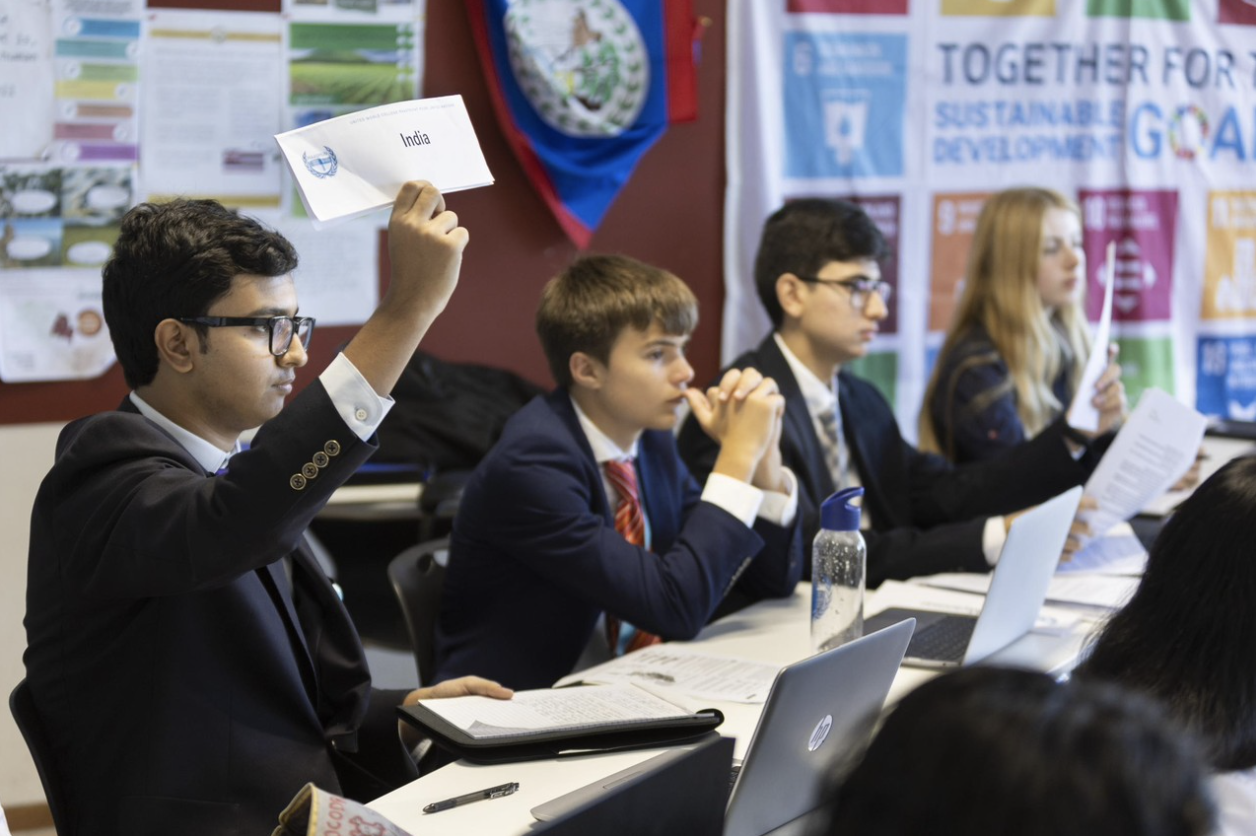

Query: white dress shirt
<box><xmin>130</xmin><ymin>352</ymin><xmax>393</xmax><ymax>473</ymax></box>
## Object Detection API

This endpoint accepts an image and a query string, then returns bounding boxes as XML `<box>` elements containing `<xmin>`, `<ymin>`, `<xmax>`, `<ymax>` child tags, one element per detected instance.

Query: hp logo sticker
<box><xmin>808</xmin><ymin>714</ymin><xmax>833</xmax><ymax>752</ymax></box>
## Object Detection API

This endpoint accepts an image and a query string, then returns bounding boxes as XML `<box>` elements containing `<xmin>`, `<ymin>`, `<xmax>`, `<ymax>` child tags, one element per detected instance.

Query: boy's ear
<box><xmin>153</xmin><ymin>318</ymin><xmax>198</xmax><ymax>375</ymax></box>
<box><xmin>776</xmin><ymin>273</ymin><xmax>807</xmax><ymax>321</ymax></box>
<box><xmin>569</xmin><ymin>351</ymin><xmax>605</xmax><ymax>390</ymax></box>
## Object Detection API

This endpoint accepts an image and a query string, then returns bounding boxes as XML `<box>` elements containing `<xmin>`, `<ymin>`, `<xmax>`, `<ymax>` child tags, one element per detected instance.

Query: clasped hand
<box><xmin>686</xmin><ymin>368</ymin><xmax>787</xmax><ymax>491</ymax></box>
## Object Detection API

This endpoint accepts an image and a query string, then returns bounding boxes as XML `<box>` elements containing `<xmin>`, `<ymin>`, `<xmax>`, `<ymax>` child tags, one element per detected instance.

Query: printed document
<box><xmin>275</xmin><ymin>95</ymin><xmax>493</xmax><ymax>227</ymax></box>
<box><xmin>555</xmin><ymin>645</ymin><xmax>781</xmax><ymax>704</ymax></box>
<box><xmin>1081</xmin><ymin>387</ymin><xmax>1206</xmax><ymax>541</ymax></box>
<box><xmin>1140</xmin><ymin>435</ymin><xmax>1256</xmax><ymax>517</ymax></box>
<box><xmin>418</xmin><ymin>684</ymin><xmax>697</xmax><ymax>740</ymax></box>
<box><xmin>1068</xmin><ymin>240</ymin><xmax>1115</xmax><ymax>432</ymax></box>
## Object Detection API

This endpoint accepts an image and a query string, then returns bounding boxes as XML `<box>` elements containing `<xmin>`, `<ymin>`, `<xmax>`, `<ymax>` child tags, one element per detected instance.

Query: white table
<box><xmin>369</xmin><ymin>582</ymin><xmax>1096</xmax><ymax>834</ymax></box>
<box><xmin>318</xmin><ymin>482</ymin><xmax>424</xmax><ymax>521</ymax></box>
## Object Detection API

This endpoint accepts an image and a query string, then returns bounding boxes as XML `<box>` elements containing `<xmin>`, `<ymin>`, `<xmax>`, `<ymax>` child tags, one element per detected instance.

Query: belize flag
<box><xmin>467</xmin><ymin>0</ymin><xmax>700</xmax><ymax>247</ymax></box>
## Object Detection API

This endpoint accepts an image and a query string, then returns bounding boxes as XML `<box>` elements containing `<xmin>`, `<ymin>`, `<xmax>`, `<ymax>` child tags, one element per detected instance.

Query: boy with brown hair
<box><xmin>433</xmin><ymin>254</ymin><xmax>802</xmax><ymax>690</ymax></box>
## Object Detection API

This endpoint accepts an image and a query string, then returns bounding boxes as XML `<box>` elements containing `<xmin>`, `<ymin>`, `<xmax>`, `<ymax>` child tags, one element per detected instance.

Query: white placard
<box><xmin>275</xmin><ymin>95</ymin><xmax>493</xmax><ymax>228</ymax></box>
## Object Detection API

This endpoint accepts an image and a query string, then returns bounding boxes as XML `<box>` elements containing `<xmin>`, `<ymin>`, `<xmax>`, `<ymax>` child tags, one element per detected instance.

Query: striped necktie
<box><xmin>817</xmin><ymin>403</ymin><xmax>848</xmax><ymax>488</ymax></box>
<box><xmin>604</xmin><ymin>459</ymin><xmax>662</xmax><ymax>655</ymax></box>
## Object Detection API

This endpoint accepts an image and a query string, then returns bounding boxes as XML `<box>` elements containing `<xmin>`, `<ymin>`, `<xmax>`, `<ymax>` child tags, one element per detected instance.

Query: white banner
<box><xmin>726</xmin><ymin>0</ymin><xmax>1256</xmax><ymax>432</ymax></box>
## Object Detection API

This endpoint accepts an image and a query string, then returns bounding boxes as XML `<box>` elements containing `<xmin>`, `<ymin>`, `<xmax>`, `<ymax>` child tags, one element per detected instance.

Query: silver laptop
<box><xmin>863</xmin><ymin>485</ymin><xmax>1083</xmax><ymax>668</ymax></box>
<box><xmin>532</xmin><ymin>619</ymin><xmax>915</xmax><ymax>836</ymax></box>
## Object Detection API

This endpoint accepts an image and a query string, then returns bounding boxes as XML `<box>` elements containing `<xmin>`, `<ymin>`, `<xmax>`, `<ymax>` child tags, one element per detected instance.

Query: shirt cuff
<box><xmin>701</xmin><ymin>472</ymin><xmax>765</xmax><ymax>528</ymax></box>
<box><xmin>321</xmin><ymin>352</ymin><xmax>395</xmax><ymax>442</ymax></box>
<box><xmin>755</xmin><ymin>467</ymin><xmax>799</xmax><ymax>527</ymax></box>
<box><xmin>983</xmin><ymin>516</ymin><xmax>1007</xmax><ymax>567</ymax></box>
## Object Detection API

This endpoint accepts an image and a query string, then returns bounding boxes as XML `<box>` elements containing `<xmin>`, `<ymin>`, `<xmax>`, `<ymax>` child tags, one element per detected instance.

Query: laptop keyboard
<box><xmin>728</xmin><ymin>763</ymin><xmax>742</xmax><ymax>792</ymax></box>
<box><xmin>908</xmin><ymin>616</ymin><xmax>976</xmax><ymax>663</ymax></box>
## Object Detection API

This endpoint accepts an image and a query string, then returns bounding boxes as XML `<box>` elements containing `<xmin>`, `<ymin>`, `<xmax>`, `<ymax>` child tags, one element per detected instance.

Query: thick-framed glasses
<box><xmin>798</xmin><ymin>276</ymin><xmax>893</xmax><ymax>309</ymax></box>
<box><xmin>177</xmin><ymin>315</ymin><xmax>316</xmax><ymax>356</ymax></box>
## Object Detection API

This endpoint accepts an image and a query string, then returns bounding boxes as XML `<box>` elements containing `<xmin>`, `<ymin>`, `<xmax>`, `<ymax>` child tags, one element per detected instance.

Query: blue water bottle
<box><xmin>811</xmin><ymin>487</ymin><xmax>866</xmax><ymax>652</ymax></box>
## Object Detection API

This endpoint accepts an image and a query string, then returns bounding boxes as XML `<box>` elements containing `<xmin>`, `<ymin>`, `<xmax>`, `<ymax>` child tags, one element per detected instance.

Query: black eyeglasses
<box><xmin>178</xmin><ymin>315</ymin><xmax>316</xmax><ymax>356</ymax></box>
<box><xmin>798</xmin><ymin>276</ymin><xmax>893</xmax><ymax>309</ymax></box>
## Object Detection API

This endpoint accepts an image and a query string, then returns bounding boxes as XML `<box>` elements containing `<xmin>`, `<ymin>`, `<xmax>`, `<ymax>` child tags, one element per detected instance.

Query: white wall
<box><xmin>1</xmin><ymin>423</ymin><xmax>64</xmax><ymax>808</ymax></box>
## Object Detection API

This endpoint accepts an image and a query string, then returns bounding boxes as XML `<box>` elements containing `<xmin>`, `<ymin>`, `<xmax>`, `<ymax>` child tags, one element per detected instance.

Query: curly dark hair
<box><xmin>102</xmin><ymin>199</ymin><xmax>298</xmax><ymax>387</ymax></box>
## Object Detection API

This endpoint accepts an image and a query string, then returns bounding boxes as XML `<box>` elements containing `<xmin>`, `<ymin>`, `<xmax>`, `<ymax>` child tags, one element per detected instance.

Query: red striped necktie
<box><xmin>604</xmin><ymin>459</ymin><xmax>662</xmax><ymax>655</ymax></box>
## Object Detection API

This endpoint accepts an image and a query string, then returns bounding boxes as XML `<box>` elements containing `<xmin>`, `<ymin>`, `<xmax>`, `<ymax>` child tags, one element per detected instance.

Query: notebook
<box><xmin>532</xmin><ymin>619</ymin><xmax>915</xmax><ymax>836</ymax></box>
<box><xmin>863</xmin><ymin>485</ymin><xmax>1083</xmax><ymax>668</ymax></box>
<box><xmin>531</xmin><ymin>734</ymin><xmax>733</xmax><ymax>836</ymax></box>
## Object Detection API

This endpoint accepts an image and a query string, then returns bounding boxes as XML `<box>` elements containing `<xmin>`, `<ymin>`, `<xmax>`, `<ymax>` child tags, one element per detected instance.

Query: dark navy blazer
<box><xmin>927</xmin><ymin>325</ymin><xmax>1073</xmax><ymax>464</ymax></box>
<box><xmin>678</xmin><ymin>335</ymin><xmax>1100</xmax><ymax>587</ymax></box>
<box><xmin>434</xmin><ymin>390</ymin><xmax>802</xmax><ymax>690</ymax></box>
<box><xmin>24</xmin><ymin>383</ymin><xmax>410</xmax><ymax>836</ymax></box>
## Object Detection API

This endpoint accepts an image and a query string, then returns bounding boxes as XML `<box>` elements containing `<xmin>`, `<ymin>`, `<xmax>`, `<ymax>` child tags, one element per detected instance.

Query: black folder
<box><xmin>396</xmin><ymin>687</ymin><xmax>724</xmax><ymax>764</ymax></box>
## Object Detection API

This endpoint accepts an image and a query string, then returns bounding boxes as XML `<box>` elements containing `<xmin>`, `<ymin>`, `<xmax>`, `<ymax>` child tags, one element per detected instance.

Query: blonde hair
<box><xmin>920</xmin><ymin>188</ymin><xmax>1091</xmax><ymax>457</ymax></box>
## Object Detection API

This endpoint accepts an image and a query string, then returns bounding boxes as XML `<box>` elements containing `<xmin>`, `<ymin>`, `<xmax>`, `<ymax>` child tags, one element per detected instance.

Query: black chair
<box><xmin>416</xmin><ymin>470</ymin><xmax>472</xmax><ymax>542</ymax></box>
<box><xmin>386</xmin><ymin>538</ymin><xmax>450</xmax><ymax>685</ymax></box>
<box><xmin>10</xmin><ymin>678</ymin><xmax>71</xmax><ymax>835</ymax></box>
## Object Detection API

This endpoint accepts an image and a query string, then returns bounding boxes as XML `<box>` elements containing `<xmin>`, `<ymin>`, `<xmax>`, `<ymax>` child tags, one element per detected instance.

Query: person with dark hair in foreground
<box><xmin>1075</xmin><ymin>456</ymin><xmax>1256</xmax><ymax>835</ymax></box>
<box><xmin>821</xmin><ymin>666</ymin><xmax>1214</xmax><ymax>836</ymax></box>
<box><xmin>23</xmin><ymin>182</ymin><xmax>511</xmax><ymax>836</ymax></box>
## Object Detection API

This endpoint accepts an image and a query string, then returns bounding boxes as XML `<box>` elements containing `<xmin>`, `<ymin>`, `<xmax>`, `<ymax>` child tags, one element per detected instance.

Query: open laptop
<box><xmin>531</xmin><ymin>734</ymin><xmax>733</xmax><ymax>836</ymax></box>
<box><xmin>532</xmin><ymin>619</ymin><xmax>915</xmax><ymax>836</ymax></box>
<box><xmin>863</xmin><ymin>485</ymin><xmax>1083</xmax><ymax>668</ymax></box>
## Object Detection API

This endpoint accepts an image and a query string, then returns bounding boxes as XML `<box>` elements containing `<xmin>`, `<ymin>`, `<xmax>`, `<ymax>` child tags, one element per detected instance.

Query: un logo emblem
<box><xmin>303</xmin><ymin>146</ymin><xmax>339</xmax><ymax>179</ymax></box>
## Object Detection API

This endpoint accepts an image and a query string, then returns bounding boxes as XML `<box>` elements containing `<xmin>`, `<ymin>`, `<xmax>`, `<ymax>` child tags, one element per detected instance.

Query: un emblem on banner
<box><xmin>303</xmin><ymin>146</ymin><xmax>339</xmax><ymax>179</ymax></box>
<box><xmin>504</xmin><ymin>0</ymin><xmax>649</xmax><ymax>138</ymax></box>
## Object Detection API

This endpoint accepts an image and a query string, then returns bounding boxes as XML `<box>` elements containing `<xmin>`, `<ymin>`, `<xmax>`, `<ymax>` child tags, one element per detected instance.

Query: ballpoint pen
<box><xmin>422</xmin><ymin>781</ymin><xmax>520</xmax><ymax>814</ymax></box>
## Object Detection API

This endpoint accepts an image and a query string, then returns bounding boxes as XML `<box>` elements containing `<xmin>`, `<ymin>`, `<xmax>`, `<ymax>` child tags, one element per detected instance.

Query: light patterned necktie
<box><xmin>817</xmin><ymin>404</ymin><xmax>848</xmax><ymax>488</ymax></box>
<box><xmin>603</xmin><ymin>459</ymin><xmax>663</xmax><ymax>655</ymax></box>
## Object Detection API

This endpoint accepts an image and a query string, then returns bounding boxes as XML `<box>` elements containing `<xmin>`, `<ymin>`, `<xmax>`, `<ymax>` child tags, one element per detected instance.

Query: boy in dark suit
<box><xmin>24</xmin><ymin>182</ymin><xmax>510</xmax><ymax>836</ymax></box>
<box><xmin>434</xmin><ymin>254</ymin><xmax>802</xmax><ymax>690</ymax></box>
<box><xmin>678</xmin><ymin>199</ymin><xmax>1124</xmax><ymax>586</ymax></box>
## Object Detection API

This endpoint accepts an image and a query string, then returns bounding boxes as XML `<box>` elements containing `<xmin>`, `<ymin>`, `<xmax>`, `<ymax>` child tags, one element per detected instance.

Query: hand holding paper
<box><xmin>386</xmin><ymin>181</ymin><xmax>468</xmax><ymax>319</ymax></box>
<box><xmin>1076</xmin><ymin>388</ymin><xmax>1207</xmax><ymax>545</ymax></box>
<box><xmin>1068</xmin><ymin>241</ymin><xmax>1118</xmax><ymax>433</ymax></box>
<box><xmin>342</xmin><ymin>181</ymin><xmax>469</xmax><ymax>398</ymax></box>
<box><xmin>1061</xmin><ymin>494</ymin><xmax>1099</xmax><ymax>559</ymax></box>
<box><xmin>275</xmin><ymin>96</ymin><xmax>493</xmax><ymax>228</ymax></box>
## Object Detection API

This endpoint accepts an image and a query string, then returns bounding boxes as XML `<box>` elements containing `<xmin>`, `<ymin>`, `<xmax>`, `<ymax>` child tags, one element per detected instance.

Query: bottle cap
<box><xmin>819</xmin><ymin>486</ymin><xmax>864</xmax><ymax>531</ymax></box>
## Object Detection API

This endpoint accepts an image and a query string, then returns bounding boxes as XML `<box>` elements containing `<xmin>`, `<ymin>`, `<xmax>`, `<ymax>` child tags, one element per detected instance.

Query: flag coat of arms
<box><xmin>467</xmin><ymin>0</ymin><xmax>699</xmax><ymax>247</ymax></box>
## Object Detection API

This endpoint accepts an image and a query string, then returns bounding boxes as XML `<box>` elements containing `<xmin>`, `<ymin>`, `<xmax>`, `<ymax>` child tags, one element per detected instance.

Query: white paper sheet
<box><xmin>0</xmin><ymin>267</ymin><xmax>115</xmax><ymax>381</ymax></box>
<box><xmin>0</xmin><ymin>160</ymin><xmax>131</xmax><ymax>381</ymax></box>
<box><xmin>1</xmin><ymin>0</ymin><xmax>55</xmax><ymax>159</ymax></box>
<box><xmin>140</xmin><ymin>10</ymin><xmax>284</xmax><ymax>206</ymax></box>
<box><xmin>555</xmin><ymin>645</ymin><xmax>782</xmax><ymax>704</ymax></box>
<box><xmin>265</xmin><ymin>211</ymin><xmax>378</xmax><ymax>326</ymax></box>
<box><xmin>275</xmin><ymin>95</ymin><xmax>493</xmax><ymax>227</ymax></box>
<box><xmin>1140</xmin><ymin>435</ymin><xmax>1256</xmax><ymax>517</ymax></box>
<box><xmin>421</xmin><ymin>685</ymin><xmax>692</xmax><ymax>739</ymax></box>
<box><xmin>1081</xmin><ymin>388</ymin><xmax>1207</xmax><ymax>541</ymax></box>
<box><xmin>1068</xmin><ymin>240</ymin><xmax>1116</xmax><ymax>432</ymax></box>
